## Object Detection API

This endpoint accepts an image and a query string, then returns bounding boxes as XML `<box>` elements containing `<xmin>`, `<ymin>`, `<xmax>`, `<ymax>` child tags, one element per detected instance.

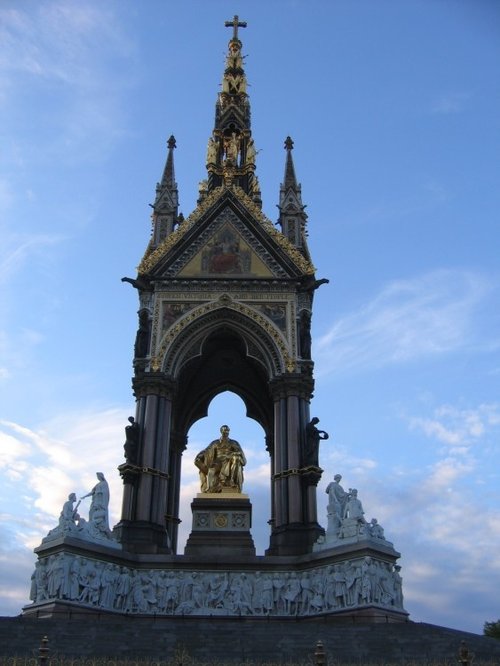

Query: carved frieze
<box><xmin>28</xmin><ymin>552</ymin><xmax>406</xmax><ymax>617</ymax></box>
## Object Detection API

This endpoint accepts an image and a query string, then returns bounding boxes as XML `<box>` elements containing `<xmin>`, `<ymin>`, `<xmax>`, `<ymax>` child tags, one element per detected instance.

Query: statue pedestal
<box><xmin>184</xmin><ymin>493</ymin><xmax>256</xmax><ymax>557</ymax></box>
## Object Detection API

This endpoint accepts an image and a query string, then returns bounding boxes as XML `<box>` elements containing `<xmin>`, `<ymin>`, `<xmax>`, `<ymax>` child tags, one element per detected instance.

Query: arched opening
<box><xmin>178</xmin><ymin>390</ymin><xmax>270</xmax><ymax>555</ymax></box>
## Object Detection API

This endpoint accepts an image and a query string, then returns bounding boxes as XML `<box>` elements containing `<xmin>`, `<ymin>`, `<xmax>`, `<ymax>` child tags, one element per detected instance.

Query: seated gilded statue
<box><xmin>195</xmin><ymin>425</ymin><xmax>246</xmax><ymax>493</ymax></box>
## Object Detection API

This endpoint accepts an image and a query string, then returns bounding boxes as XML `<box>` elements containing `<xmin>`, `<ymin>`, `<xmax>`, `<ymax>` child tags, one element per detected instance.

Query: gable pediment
<box><xmin>178</xmin><ymin>215</ymin><xmax>274</xmax><ymax>278</ymax></box>
<box><xmin>139</xmin><ymin>186</ymin><xmax>314</xmax><ymax>279</ymax></box>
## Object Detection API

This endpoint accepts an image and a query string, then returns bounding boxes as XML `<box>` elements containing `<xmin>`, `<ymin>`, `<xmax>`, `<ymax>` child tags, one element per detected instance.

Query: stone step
<box><xmin>1</xmin><ymin>616</ymin><xmax>500</xmax><ymax>662</ymax></box>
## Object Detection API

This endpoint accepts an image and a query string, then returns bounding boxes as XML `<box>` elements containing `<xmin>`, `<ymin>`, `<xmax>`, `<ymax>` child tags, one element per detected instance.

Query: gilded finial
<box><xmin>284</xmin><ymin>136</ymin><xmax>294</xmax><ymax>151</ymax></box>
<box><xmin>167</xmin><ymin>135</ymin><xmax>176</xmax><ymax>150</ymax></box>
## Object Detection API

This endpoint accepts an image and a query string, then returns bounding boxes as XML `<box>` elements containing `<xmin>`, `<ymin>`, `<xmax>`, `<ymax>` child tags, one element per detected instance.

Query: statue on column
<box><xmin>304</xmin><ymin>417</ymin><xmax>329</xmax><ymax>467</ymax></box>
<box><xmin>134</xmin><ymin>309</ymin><xmax>150</xmax><ymax>359</ymax></box>
<box><xmin>195</xmin><ymin>425</ymin><xmax>246</xmax><ymax>493</ymax></box>
<box><xmin>124</xmin><ymin>416</ymin><xmax>139</xmax><ymax>464</ymax></box>
<box><xmin>299</xmin><ymin>310</ymin><xmax>312</xmax><ymax>359</ymax></box>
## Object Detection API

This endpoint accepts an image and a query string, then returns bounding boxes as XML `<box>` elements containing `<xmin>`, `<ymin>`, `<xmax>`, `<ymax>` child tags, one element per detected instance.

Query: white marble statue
<box><xmin>369</xmin><ymin>517</ymin><xmax>385</xmax><ymax>539</ymax></box>
<box><xmin>81</xmin><ymin>472</ymin><xmax>111</xmax><ymax>535</ymax></box>
<box><xmin>325</xmin><ymin>474</ymin><xmax>347</xmax><ymax>535</ymax></box>
<box><xmin>315</xmin><ymin>474</ymin><xmax>393</xmax><ymax>551</ymax></box>
<box><xmin>42</xmin><ymin>474</ymin><xmax>119</xmax><ymax>548</ymax></box>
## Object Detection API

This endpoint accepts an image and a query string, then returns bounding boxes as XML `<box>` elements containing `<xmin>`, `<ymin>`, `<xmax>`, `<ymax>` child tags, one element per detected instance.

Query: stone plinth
<box><xmin>184</xmin><ymin>493</ymin><xmax>256</xmax><ymax>557</ymax></box>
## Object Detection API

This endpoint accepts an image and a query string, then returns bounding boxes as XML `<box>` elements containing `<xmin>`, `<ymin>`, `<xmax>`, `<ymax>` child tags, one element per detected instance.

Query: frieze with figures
<box><xmin>29</xmin><ymin>553</ymin><xmax>405</xmax><ymax>617</ymax></box>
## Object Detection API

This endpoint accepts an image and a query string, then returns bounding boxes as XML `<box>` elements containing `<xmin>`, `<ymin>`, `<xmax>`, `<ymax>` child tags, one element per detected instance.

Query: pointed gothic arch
<box><xmin>160</xmin><ymin>303</ymin><xmax>286</xmax><ymax>438</ymax></box>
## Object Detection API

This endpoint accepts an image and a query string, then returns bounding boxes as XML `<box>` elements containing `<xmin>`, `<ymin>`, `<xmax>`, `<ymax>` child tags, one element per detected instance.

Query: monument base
<box><xmin>25</xmin><ymin>533</ymin><xmax>407</xmax><ymax>620</ymax></box>
<box><xmin>184</xmin><ymin>493</ymin><xmax>256</xmax><ymax>557</ymax></box>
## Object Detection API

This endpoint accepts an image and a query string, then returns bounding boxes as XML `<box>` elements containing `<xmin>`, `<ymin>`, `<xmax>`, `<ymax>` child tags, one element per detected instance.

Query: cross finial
<box><xmin>225</xmin><ymin>15</ymin><xmax>247</xmax><ymax>41</ymax></box>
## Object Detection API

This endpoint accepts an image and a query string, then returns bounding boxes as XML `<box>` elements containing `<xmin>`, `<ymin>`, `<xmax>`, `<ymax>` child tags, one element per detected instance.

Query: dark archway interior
<box><xmin>175</xmin><ymin>328</ymin><xmax>273</xmax><ymax>437</ymax></box>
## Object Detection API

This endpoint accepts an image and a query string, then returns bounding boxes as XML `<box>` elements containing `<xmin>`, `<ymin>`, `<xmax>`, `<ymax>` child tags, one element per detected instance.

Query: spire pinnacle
<box><xmin>151</xmin><ymin>135</ymin><xmax>179</xmax><ymax>247</ymax></box>
<box><xmin>160</xmin><ymin>135</ymin><xmax>176</xmax><ymax>190</ymax></box>
<box><xmin>283</xmin><ymin>136</ymin><xmax>298</xmax><ymax>190</ymax></box>
<box><xmin>278</xmin><ymin>137</ymin><xmax>309</xmax><ymax>258</ymax></box>
<box><xmin>201</xmin><ymin>18</ymin><xmax>260</xmax><ymax>204</ymax></box>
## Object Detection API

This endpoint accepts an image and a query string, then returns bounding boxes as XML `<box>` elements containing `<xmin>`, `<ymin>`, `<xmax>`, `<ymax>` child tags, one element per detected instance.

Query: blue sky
<box><xmin>1</xmin><ymin>0</ymin><xmax>499</xmax><ymax>634</ymax></box>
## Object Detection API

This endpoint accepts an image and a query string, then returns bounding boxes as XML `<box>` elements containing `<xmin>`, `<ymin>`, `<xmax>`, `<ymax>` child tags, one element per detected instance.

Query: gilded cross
<box><xmin>224</xmin><ymin>15</ymin><xmax>247</xmax><ymax>40</ymax></box>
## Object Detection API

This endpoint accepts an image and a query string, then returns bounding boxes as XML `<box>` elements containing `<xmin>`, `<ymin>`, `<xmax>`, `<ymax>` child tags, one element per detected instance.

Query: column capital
<box><xmin>269</xmin><ymin>373</ymin><xmax>314</xmax><ymax>401</ymax></box>
<box><xmin>132</xmin><ymin>373</ymin><xmax>178</xmax><ymax>399</ymax></box>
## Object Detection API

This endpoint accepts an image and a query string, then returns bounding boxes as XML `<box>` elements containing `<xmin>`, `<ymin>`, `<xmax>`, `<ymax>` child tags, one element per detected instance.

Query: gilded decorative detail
<box><xmin>231</xmin><ymin>186</ymin><xmax>315</xmax><ymax>275</ymax></box>
<box><xmin>150</xmin><ymin>294</ymin><xmax>161</xmax><ymax>358</ymax></box>
<box><xmin>154</xmin><ymin>298</ymin><xmax>293</xmax><ymax>374</ymax></box>
<box><xmin>138</xmin><ymin>187</ymin><xmax>226</xmax><ymax>274</ymax></box>
<box><xmin>214</xmin><ymin>513</ymin><xmax>229</xmax><ymax>528</ymax></box>
<box><xmin>251</xmin><ymin>302</ymin><xmax>287</xmax><ymax>333</ymax></box>
<box><xmin>138</xmin><ymin>184</ymin><xmax>315</xmax><ymax>277</ymax></box>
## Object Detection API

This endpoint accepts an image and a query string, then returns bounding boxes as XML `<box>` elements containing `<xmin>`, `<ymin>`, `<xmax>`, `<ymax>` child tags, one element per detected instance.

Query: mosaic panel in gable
<box><xmin>179</xmin><ymin>223</ymin><xmax>273</xmax><ymax>278</ymax></box>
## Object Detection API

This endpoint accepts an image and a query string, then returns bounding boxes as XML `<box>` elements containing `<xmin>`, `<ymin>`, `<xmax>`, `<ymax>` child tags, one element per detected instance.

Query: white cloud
<box><xmin>0</xmin><ymin>409</ymin><xmax>128</xmax><ymax>544</ymax></box>
<box><xmin>315</xmin><ymin>269</ymin><xmax>492</xmax><ymax>376</ymax></box>
<box><xmin>0</xmin><ymin>3</ymin><xmax>130</xmax><ymax>85</ymax></box>
<box><xmin>410</xmin><ymin>403</ymin><xmax>500</xmax><ymax>450</ymax></box>
<box><xmin>316</xmin><ymin>392</ymin><xmax>500</xmax><ymax>631</ymax></box>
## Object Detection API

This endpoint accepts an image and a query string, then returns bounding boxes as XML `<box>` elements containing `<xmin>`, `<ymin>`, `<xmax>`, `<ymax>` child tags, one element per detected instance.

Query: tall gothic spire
<box><xmin>151</xmin><ymin>135</ymin><xmax>179</xmax><ymax>248</ymax></box>
<box><xmin>278</xmin><ymin>136</ymin><xmax>310</xmax><ymax>259</ymax></box>
<box><xmin>203</xmin><ymin>16</ymin><xmax>261</xmax><ymax>205</ymax></box>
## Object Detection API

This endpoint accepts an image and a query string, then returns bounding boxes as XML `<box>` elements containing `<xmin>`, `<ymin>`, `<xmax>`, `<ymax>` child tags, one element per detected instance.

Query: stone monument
<box><xmin>24</xmin><ymin>16</ymin><xmax>407</xmax><ymax>624</ymax></box>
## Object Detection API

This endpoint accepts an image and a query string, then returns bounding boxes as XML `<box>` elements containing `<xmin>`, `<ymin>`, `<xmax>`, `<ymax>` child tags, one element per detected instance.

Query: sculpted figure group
<box><xmin>42</xmin><ymin>472</ymin><xmax>117</xmax><ymax>547</ymax></box>
<box><xmin>29</xmin><ymin>554</ymin><xmax>404</xmax><ymax>616</ymax></box>
<box><xmin>320</xmin><ymin>474</ymin><xmax>388</xmax><ymax>546</ymax></box>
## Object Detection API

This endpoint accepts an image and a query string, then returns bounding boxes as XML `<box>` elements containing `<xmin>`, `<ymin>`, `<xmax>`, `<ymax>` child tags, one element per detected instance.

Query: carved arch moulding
<box><xmin>153</xmin><ymin>301</ymin><xmax>293</xmax><ymax>379</ymax></box>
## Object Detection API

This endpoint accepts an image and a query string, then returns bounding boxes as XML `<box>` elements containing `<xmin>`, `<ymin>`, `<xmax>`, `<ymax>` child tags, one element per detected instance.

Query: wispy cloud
<box><xmin>410</xmin><ymin>403</ymin><xmax>500</xmax><ymax>451</ymax></box>
<box><xmin>317</xmin><ymin>392</ymin><xmax>500</xmax><ymax>630</ymax></box>
<box><xmin>315</xmin><ymin>269</ymin><xmax>492</xmax><ymax>376</ymax></box>
<box><xmin>0</xmin><ymin>1</ymin><xmax>134</xmax><ymax>163</ymax></box>
<box><xmin>0</xmin><ymin>407</ymin><xmax>275</xmax><ymax>611</ymax></box>
<box><xmin>0</xmin><ymin>234</ymin><xmax>65</xmax><ymax>285</ymax></box>
<box><xmin>0</xmin><ymin>409</ymin><xmax>129</xmax><ymax>541</ymax></box>
<box><xmin>430</xmin><ymin>91</ymin><xmax>471</xmax><ymax>115</ymax></box>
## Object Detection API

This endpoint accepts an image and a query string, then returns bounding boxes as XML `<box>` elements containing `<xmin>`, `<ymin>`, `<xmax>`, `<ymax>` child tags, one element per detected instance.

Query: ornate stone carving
<box><xmin>138</xmin><ymin>186</ymin><xmax>316</xmax><ymax>278</ymax></box>
<box><xmin>42</xmin><ymin>474</ymin><xmax>120</xmax><ymax>549</ymax></box>
<box><xmin>156</xmin><ymin>301</ymin><xmax>291</xmax><ymax>377</ymax></box>
<box><xmin>28</xmin><ymin>553</ymin><xmax>405</xmax><ymax>616</ymax></box>
<box><xmin>315</xmin><ymin>475</ymin><xmax>393</xmax><ymax>551</ymax></box>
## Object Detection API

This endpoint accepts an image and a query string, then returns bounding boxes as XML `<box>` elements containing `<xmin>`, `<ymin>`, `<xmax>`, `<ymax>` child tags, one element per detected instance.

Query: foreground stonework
<box><xmin>4</xmin><ymin>616</ymin><xmax>500</xmax><ymax>662</ymax></box>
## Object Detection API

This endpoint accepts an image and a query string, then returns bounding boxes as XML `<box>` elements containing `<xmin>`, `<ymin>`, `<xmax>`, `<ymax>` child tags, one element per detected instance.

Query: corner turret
<box><xmin>278</xmin><ymin>136</ymin><xmax>310</xmax><ymax>260</ymax></box>
<box><xmin>151</xmin><ymin>135</ymin><xmax>179</xmax><ymax>247</ymax></box>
